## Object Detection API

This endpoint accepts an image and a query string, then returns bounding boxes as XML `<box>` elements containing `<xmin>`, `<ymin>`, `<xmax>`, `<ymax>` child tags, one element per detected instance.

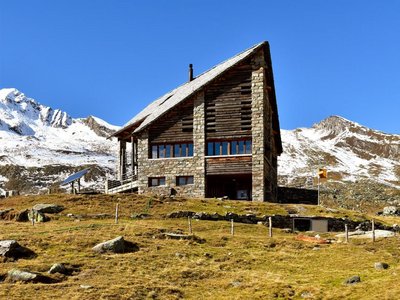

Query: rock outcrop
<box><xmin>0</xmin><ymin>240</ymin><xmax>36</xmax><ymax>260</ymax></box>
<box><xmin>92</xmin><ymin>236</ymin><xmax>139</xmax><ymax>254</ymax></box>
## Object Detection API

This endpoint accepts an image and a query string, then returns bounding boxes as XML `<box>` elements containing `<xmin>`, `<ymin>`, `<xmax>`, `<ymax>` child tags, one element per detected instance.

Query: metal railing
<box><xmin>105</xmin><ymin>171</ymin><xmax>138</xmax><ymax>194</ymax></box>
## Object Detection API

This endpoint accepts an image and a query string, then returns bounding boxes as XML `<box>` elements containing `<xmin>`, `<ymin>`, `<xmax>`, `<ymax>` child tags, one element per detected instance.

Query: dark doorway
<box><xmin>293</xmin><ymin>218</ymin><xmax>311</xmax><ymax>231</ymax></box>
<box><xmin>206</xmin><ymin>174</ymin><xmax>252</xmax><ymax>200</ymax></box>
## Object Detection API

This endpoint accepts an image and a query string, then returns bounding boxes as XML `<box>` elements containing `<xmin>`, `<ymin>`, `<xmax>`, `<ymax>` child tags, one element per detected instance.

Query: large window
<box><xmin>151</xmin><ymin>143</ymin><xmax>193</xmax><ymax>159</ymax></box>
<box><xmin>176</xmin><ymin>176</ymin><xmax>194</xmax><ymax>186</ymax></box>
<box><xmin>148</xmin><ymin>177</ymin><xmax>166</xmax><ymax>187</ymax></box>
<box><xmin>207</xmin><ymin>140</ymin><xmax>251</xmax><ymax>156</ymax></box>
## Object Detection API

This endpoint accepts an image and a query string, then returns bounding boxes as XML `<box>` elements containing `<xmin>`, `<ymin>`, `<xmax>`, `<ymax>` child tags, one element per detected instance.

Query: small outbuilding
<box><xmin>292</xmin><ymin>216</ymin><xmax>329</xmax><ymax>232</ymax></box>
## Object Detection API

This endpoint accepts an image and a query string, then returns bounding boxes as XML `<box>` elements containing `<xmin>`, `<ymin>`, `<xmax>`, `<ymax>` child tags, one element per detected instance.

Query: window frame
<box><xmin>206</xmin><ymin>139</ymin><xmax>252</xmax><ymax>156</ymax></box>
<box><xmin>150</xmin><ymin>142</ymin><xmax>194</xmax><ymax>159</ymax></box>
<box><xmin>176</xmin><ymin>176</ymin><xmax>194</xmax><ymax>186</ymax></box>
<box><xmin>148</xmin><ymin>177</ymin><xmax>166</xmax><ymax>187</ymax></box>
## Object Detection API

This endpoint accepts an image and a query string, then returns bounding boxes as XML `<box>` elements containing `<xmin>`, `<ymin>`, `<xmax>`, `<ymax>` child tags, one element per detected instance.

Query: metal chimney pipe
<box><xmin>189</xmin><ymin>64</ymin><xmax>193</xmax><ymax>82</ymax></box>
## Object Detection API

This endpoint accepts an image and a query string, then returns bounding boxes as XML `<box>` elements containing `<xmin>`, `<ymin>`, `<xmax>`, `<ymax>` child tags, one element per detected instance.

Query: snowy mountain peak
<box><xmin>0</xmin><ymin>88</ymin><xmax>120</xmax><ymax>193</ymax></box>
<box><xmin>82</xmin><ymin>115</ymin><xmax>120</xmax><ymax>138</ymax></box>
<box><xmin>0</xmin><ymin>88</ymin><xmax>72</xmax><ymax>135</ymax></box>
<box><xmin>312</xmin><ymin>115</ymin><xmax>362</xmax><ymax>136</ymax></box>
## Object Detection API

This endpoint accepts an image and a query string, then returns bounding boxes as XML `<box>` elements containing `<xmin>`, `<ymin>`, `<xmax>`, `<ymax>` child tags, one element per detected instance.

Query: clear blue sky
<box><xmin>1</xmin><ymin>0</ymin><xmax>399</xmax><ymax>133</ymax></box>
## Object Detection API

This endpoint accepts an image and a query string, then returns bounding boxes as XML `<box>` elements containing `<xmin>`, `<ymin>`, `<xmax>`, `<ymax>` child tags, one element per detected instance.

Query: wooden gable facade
<box><xmin>108</xmin><ymin>41</ymin><xmax>282</xmax><ymax>202</ymax></box>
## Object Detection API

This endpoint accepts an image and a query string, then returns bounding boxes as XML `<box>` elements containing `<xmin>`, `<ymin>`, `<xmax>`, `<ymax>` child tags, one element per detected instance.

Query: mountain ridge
<box><xmin>0</xmin><ymin>88</ymin><xmax>119</xmax><ymax>193</ymax></box>
<box><xmin>0</xmin><ymin>88</ymin><xmax>399</xmax><ymax>195</ymax></box>
<box><xmin>278</xmin><ymin>115</ymin><xmax>400</xmax><ymax>189</ymax></box>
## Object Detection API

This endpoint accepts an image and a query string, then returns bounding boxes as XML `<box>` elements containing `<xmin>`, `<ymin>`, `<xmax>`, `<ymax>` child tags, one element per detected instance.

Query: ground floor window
<box><xmin>148</xmin><ymin>177</ymin><xmax>166</xmax><ymax>187</ymax></box>
<box><xmin>176</xmin><ymin>176</ymin><xmax>194</xmax><ymax>186</ymax></box>
<box><xmin>151</xmin><ymin>142</ymin><xmax>193</xmax><ymax>159</ymax></box>
<box><xmin>207</xmin><ymin>139</ymin><xmax>251</xmax><ymax>156</ymax></box>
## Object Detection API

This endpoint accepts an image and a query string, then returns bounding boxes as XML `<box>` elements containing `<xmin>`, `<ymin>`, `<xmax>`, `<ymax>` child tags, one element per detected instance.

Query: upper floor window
<box><xmin>151</xmin><ymin>143</ymin><xmax>193</xmax><ymax>159</ymax></box>
<box><xmin>207</xmin><ymin>140</ymin><xmax>251</xmax><ymax>156</ymax></box>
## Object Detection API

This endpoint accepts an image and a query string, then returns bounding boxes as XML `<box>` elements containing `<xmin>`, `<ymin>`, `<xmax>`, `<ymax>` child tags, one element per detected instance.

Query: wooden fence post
<box><xmin>231</xmin><ymin>219</ymin><xmax>234</xmax><ymax>236</ymax></box>
<box><xmin>372</xmin><ymin>219</ymin><xmax>375</xmax><ymax>242</ymax></box>
<box><xmin>31</xmin><ymin>210</ymin><xmax>35</xmax><ymax>226</ymax></box>
<box><xmin>269</xmin><ymin>217</ymin><xmax>273</xmax><ymax>238</ymax></box>
<box><xmin>345</xmin><ymin>224</ymin><xmax>349</xmax><ymax>243</ymax></box>
<box><xmin>188</xmin><ymin>216</ymin><xmax>192</xmax><ymax>234</ymax></box>
<box><xmin>115</xmin><ymin>203</ymin><xmax>119</xmax><ymax>224</ymax></box>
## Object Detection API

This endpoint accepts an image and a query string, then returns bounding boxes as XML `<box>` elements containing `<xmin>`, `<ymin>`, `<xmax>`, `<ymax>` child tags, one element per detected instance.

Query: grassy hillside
<box><xmin>1</xmin><ymin>194</ymin><xmax>400</xmax><ymax>299</ymax></box>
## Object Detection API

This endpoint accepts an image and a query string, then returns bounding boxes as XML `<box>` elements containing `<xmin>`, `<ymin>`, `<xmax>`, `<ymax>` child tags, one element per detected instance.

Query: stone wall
<box><xmin>251</xmin><ymin>51</ymin><xmax>265</xmax><ymax>201</ymax></box>
<box><xmin>278</xmin><ymin>187</ymin><xmax>318</xmax><ymax>205</ymax></box>
<box><xmin>136</xmin><ymin>92</ymin><xmax>206</xmax><ymax>198</ymax></box>
<box><xmin>192</xmin><ymin>91</ymin><xmax>206</xmax><ymax>197</ymax></box>
<box><xmin>251</xmin><ymin>49</ymin><xmax>279</xmax><ymax>202</ymax></box>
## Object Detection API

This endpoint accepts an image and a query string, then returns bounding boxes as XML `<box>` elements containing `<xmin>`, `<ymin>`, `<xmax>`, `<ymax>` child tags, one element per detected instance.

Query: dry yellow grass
<box><xmin>1</xmin><ymin>194</ymin><xmax>400</xmax><ymax>299</ymax></box>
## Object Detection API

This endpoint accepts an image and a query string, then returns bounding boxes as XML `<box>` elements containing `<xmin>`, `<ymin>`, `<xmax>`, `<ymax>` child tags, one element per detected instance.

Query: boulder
<box><xmin>48</xmin><ymin>263</ymin><xmax>68</xmax><ymax>275</ymax></box>
<box><xmin>374</xmin><ymin>262</ymin><xmax>389</xmax><ymax>270</ymax></box>
<box><xmin>92</xmin><ymin>236</ymin><xmax>139</xmax><ymax>254</ymax></box>
<box><xmin>7</xmin><ymin>269</ymin><xmax>38</xmax><ymax>283</ymax></box>
<box><xmin>163</xmin><ymin>233</ymin><xmax>205</xmax><ymax>244</ymax></box>
<box><xmin>382</xmin><ymin>206</ymin><xmax>400</xmax><ymax>216</ymax></box>
<box><xmin>7</xmin><ymin>269</ymin><xmax>57</xmax><ymax>283</ymax></box>
<box><xmin>15</xmin><ymin>209</ymin><xmax>29</xmax><ymax>222</ymax></box>
<box><xmin>28</xmin><ymin>210</ymin><xmax>49</xmax><ymax>223</ymax></box>
<box><xmin>0</xmin><ymin>208</ymin><xmax>13</xmax><ymax>220</ymax></box>
<box><xmin>32</xmin><ymin>204</ymin><xmax>64</xmax><ymax>214</ymax></box>
<box><xmin>344</xmin><ymin>275</ymin><xmax>361</xmax><ymax>284</ymax></box>
<box><xmin>0</xmin><ymin>240</ymin><xmax>36</xmax><ymax>260</ymax></box>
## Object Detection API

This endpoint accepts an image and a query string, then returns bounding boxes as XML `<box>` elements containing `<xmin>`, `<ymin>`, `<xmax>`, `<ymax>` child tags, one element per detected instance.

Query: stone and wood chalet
<box><xmin>106</xmin><ymin>41</ymin><xmax>282</xmax><ymax>202</ymax></box>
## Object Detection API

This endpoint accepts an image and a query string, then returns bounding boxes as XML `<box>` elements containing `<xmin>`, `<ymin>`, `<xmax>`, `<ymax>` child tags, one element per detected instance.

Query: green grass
<box><xmin>1</xmin><ymin>194</ymin><xmax>400</xmax><ymax>299</ymax></box>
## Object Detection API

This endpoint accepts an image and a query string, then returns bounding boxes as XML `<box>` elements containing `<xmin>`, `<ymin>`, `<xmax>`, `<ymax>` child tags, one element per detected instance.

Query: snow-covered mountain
<box><xmin>278</xmin><ymin>115</ymin><xmax>400</xmax><ymax>189</ymax></box>
<box><xmin>1</xmin><ymin>87</ymin><xmax>399</xmax><ymax>195</ymax></box>
<box><xmin>0</xmin><ymin>88</ymin><xmax>119</xmax><ymax>193</ymax></box>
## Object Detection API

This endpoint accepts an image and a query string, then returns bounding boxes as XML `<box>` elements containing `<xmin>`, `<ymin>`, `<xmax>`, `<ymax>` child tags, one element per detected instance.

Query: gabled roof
<box><xmin>113</xmin><ymin>41</ymin><xmax>282</xmax><ymax>154</ymax></box>
<box><xmin>113</xmin><ymin>41</ymin><xmax>266</xmax><ymax>137</ymax></box>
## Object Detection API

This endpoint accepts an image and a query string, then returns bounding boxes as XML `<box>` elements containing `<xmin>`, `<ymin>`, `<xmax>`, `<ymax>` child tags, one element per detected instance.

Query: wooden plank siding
<box><xmin>206</xmin><ymin>156</ymin><xmax>252</xmax><ymax>175</ymax></box>
<box><xmin>205</xmin><ymin>61</ymin><xmax>253</xmax><ymax>140</ymax></box>
<box><xmin>148</xmin><ymin>98</ymin><xmax>194</xmax><ymax>144</ymax></box>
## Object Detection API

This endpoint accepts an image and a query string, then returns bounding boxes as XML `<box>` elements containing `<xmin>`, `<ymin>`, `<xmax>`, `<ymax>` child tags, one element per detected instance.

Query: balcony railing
<box><xmin>105</xmin><ymin>170</ymin><xmax>138</xmax><ymax>194</ymax></box>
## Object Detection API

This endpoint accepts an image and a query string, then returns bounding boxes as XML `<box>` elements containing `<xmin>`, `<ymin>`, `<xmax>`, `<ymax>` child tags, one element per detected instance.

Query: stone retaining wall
<box><xmin>278</xmin><ymin>187</ymin><xmax>318</xmax><ymax>205</ymax></box>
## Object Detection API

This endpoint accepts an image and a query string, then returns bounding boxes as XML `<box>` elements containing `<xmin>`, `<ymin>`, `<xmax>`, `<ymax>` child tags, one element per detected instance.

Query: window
<box><xmin>159</xmin><ymin>145</ymin><xmax>165</xmax><ymax>158</ymax></box>
<box><xmin>149</xmin><ymin>177</ymin><xmax>166</xmax><ymax>187</ymax></box>
<box><xmin>150</xmin><ymin>143</ymin><xmax>194</xmax><ymax>159</ymax></box>
<box><xmin>245</xmin><ymin>140</ymin><xmax>251</xmax><ymax>153</ymax></box>
<box><xmin>238</xmin><ymin>141</ymin><xmax>245</xmax><ymax>154</ymax></box>
<box><xmin>176</xmin><ymin>176</ymin><xmax>194</xmax><ymax>186</ymax></box>
<box><xmin>207</xmin><ymin>140</ymin><xmax>252</xmax><ymax>156</ymax></box>
<box><xmin>215</xmin><ymin>142</ymin><xmax>221</xmax><ymax>155</ymax></box>
<box><xmin>152</xmin><ymin>145</ymin><xmax>158</xmax><ymax>158</ymax></box>
<box><xmin>188</xmin><ymin>143</ymin><xmax>194</xmax><ymax>156</ymax></box>
<box><xmin>207</xmin><ymin>142</ymin><xmax>214</xmax><ymax>156</ymax></box>
<box><xmin>222</xmin><ymin>141</ymin><xmax>228</xmax><ymax>155</ymax></box>
<box><xmin>231</xmin><ymin>141</ymin><xmax>238</xmax><ymax>155</ymax></box>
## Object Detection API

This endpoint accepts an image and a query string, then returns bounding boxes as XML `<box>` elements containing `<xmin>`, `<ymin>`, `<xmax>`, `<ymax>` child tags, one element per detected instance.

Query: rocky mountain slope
<box><xmin>0</xmin><ymin>88</ymin><xmax>119</xmax><ymax>193</ymax></box>
<box><xmin>278</xmin><ymin>115</ymin><xmax>400</xmax><ymax>189</ymax></box>
<box><xmin>278</xmin><ymin>116</ymin><xmax>400</xmax><ymax>210</ymax></box>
